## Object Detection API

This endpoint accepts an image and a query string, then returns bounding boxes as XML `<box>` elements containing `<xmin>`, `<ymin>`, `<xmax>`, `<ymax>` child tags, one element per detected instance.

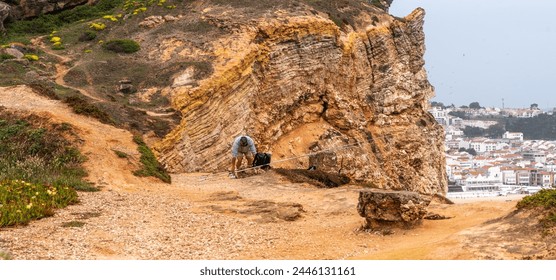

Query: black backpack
<box><xmin>253</xmin><ymin>152</ymin><xmax>271</xmax><ymax>170</ymax></box>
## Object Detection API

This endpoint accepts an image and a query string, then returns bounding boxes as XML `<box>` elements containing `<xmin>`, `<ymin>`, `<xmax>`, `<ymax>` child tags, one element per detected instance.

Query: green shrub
<box><xmin>517</xmin><ymin>189</ymin><xmax>556</xmax><ymax>209</ymax></box>
<box><xmin>0</xmin><ymin>53</ymin><xmax>15</xmax><ymax>61</ymax></box>
<box><xmin>132</xmin><ymin>135</ymin><xmax>171</xmax><ymax>183</ymax></box>
<box><xmin>517</xmin><ymin>189</ymin><xmax>556</xmax><ymax>231</ymax></box>
<box><xmin>103</xmin><ymin>39</ymin><xmax>140</xmax><ymax>53</ymax></box>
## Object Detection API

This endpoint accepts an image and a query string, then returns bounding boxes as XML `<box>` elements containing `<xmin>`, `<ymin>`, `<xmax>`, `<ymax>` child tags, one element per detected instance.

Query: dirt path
<box><xmin>0</xmin><ymin>86</ymin><xmax>533</xmax><ymax>260</ymax></box>
<box><xmin>0</xmin><ymin>85</ymin><xmax>143</xmax><ymax>189</ymax></box>
<box><xmin>31</xmin><ymin>37</ymin><xmax>105</xmax><ymax>103</ymax></box>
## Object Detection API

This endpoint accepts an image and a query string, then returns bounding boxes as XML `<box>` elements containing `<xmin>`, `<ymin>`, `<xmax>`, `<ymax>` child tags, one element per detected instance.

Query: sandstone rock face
<box><xmin>153</xmin><ymin>5</ymin><xmax>446</xmax><ymax>196</ymax></box>
<box><xmin>357</xmin><ymin>189</ymin><xmax>431</xmax><ymax>229</ymax></box>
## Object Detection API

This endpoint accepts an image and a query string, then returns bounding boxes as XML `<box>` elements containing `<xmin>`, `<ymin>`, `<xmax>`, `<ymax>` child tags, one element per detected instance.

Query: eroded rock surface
<box><xmin>153</xmin><ymin>5</ymin><xmax>446</xmax><ymax>196</ymax></box>
<box><xmin>357</xmin><ymin>189</ymin><xmax>431</xmax><ymax>230</ymax></box>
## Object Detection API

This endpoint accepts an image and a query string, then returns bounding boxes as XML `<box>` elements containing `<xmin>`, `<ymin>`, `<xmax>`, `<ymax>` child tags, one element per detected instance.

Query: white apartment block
<box><xmin>429</xmin><ymin>107</ymin><xmax>449</xmax><ymax>126</ymax></box>
<box><xmin>522</xmin><ymin>151</ymin><xmax>547</xmax><ymax>164</ymax></box>
<box><xmin>503</xmin><ymin>132</ymin><xmax>524</xmax><ymax>141</ymax></box>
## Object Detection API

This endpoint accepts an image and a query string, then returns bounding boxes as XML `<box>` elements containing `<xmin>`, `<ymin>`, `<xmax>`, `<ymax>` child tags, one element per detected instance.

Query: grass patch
<box><xmin>132</xmin><ymin>135</ymin><xmax>171</xmax><ymax>183</ymax></box>
<box><xmin>0</xmin><ymin>110</ymin><xmax>91</xmax><ymax>227</ymax></box>
<box><xmin>274</xmin><ymin>168</ymin><xmax>350</xmax><ymax>188</ymax></box>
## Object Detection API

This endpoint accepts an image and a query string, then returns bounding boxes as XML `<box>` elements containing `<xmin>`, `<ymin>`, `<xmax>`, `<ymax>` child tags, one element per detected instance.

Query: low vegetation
<box><xmin>103</xmin><ymin>39</ymin><xmax>141</xmax><ymax>54</ymax></box>
<box><xmin>63</xmin><ymin>95</ymin><xmax>115</xmax><ymax>125</ymax></box>
<box><xmin>0</xmin><ymin>110</ymin><xmax>93</xmax><ymax>227</ymax></box>
<box><xmin>0</xmin><ymin>179</ymin><xmax>78</xmax><ymax>227</ymax></box>
<box><xmin>113</xmin><ymin>150</ymin><xmax>129</xmax><ymax>158</ymax></box>
<box><xmin>517</xmin><ymin>189</ymin><xmax>556</xmax><ymax>234</ymax></box>
<box><xmin>1</xmin><ymin>0</ymin><xmax>125</xmax><ymax>42</ymax></box>
<box><xmin>132</xmin><ymin>135</ymin><xmax>171</xmax><ymax>183</ymax></box>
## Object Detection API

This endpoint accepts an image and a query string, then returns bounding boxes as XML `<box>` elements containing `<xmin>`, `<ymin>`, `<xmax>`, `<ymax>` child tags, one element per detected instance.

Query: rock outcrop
<box><xmin>357</xmin><ymin>189</ymin><xmax>431</xmax><ymax>230</ymax></box>
<box><xmin>2</xmin><ymin>0</ymin><xmax>94</xmax><ymax>21</ymax></box>
<box><xmin>3</xmin><ymin>0</ymin><xmax>445</xmax><ymax>196</ymax></box>
<box><xmin>0</xmin><ymin>1</ymin><xmax>10</xmax><ymax>31</ymax></box>
<box><xmin>152</xmin><ymin>3</ymin><xmax>446</xmax><ymax>196</ymax></box>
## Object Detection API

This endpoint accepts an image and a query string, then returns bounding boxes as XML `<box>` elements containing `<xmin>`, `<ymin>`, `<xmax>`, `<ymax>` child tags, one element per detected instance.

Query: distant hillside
<box><xmin>505</xmin><ymin>114</ymin><xmax>556</xmax><ymax>140</ymax></box>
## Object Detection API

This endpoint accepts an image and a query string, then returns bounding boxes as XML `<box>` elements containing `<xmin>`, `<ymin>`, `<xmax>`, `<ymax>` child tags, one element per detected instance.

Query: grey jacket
<box><xmin>231</xmin><ymin>135</ymin><xmax>257</xmax><ymax>157</ymax></box>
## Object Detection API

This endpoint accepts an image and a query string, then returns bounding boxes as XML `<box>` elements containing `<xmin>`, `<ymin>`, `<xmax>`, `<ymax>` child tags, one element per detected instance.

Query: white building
<box><xmin>501</xmin><ymin>169</ymin><xmax>517</xmax><ymax>185</ymax></box>
<box><xmin>503</xmin><ymin>131</ymin><xmax>524</xmax><ymax>141</ymax></box>
<box><xmin>522</xmin><ymin>151</ymin><xmax>547</xmax><ymax>164</ymax></box>
<box><xmin>461</xmin><ymin>174</ymin><xmax>502</xmax><ymax>192</ymax></box>
<box><xmin>429</xmin><ymin>107</ymin><xmax>449</xmax><ymax>126</ymax></box>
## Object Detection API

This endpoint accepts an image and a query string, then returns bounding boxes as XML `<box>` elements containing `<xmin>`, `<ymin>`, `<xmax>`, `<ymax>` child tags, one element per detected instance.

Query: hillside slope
<box><xmin>0</xmin><ymin>86</ymin><xmax>554</xmax><ymax>260</ymax></box>
<box><xmin>2</xmin><ymin>0</ymin><xmax>446</xmax><ymax>196</ymax></box>
<box><xmin>2</xmin><ymin>1</ymin><xmax>554</xmax><ymax>260</ymax></box>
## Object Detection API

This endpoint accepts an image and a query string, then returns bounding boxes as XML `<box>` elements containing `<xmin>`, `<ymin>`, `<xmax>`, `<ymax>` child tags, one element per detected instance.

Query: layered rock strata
<box><xmin>357</xmin><ymin>189</ymin><xmax>431</xmax><ymax>230</ymax></box>
<box><xmin>154</xmin><ymin>6</ymin><xmax>446</xmax><ymax>196</ymax></box>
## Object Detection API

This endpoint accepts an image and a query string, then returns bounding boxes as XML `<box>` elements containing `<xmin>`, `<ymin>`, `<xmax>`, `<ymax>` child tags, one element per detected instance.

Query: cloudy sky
<box><xmin>389</xmin><ymin>0</ymin><xmax>556</xmax><ymax>109</ymax></box>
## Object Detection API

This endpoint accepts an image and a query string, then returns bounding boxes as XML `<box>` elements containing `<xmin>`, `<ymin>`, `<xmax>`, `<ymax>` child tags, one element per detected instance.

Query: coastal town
<box><xmin>429</xmin><ymin>105</ymin><xmax>556</xmax><ymax>198</ymax></box>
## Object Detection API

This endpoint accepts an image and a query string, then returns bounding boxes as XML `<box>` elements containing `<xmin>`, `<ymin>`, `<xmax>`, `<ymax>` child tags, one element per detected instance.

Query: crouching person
<box><xmin>230</xmin><ymin>135</ymin><xmax>257</xmax><ymax>178</ymax></box>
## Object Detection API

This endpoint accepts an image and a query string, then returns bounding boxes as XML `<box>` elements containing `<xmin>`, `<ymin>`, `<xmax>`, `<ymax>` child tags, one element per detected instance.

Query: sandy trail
<box><xmin>0</xmin><ymin>86</ymin><xmax>534</xmax><ymax>260</ymax></box>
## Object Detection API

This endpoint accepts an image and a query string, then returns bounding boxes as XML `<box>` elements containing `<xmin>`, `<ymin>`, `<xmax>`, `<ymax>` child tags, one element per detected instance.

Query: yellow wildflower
<box><xmin>90</xmin><ymin>22</ymin><xmax>106</xmax><ymax>31</ymax></box>
<box><xmin>24</xmin><ymin>54</ymin><xmax>39</xmax><ymax>61</ymax></box>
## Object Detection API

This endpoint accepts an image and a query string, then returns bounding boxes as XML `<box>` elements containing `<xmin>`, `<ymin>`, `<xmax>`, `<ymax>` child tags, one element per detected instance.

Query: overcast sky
<box><xmin>389</xmin><ymin>0</ymin><xmax>556</xmax><ymax>109</ymax></box>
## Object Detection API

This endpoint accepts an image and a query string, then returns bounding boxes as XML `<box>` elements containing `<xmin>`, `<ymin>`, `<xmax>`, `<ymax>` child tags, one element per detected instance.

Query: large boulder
<box><xmin>357</xmin><ymin>189</ymin><xmax>431</xmax><ymax>230</ymax></box>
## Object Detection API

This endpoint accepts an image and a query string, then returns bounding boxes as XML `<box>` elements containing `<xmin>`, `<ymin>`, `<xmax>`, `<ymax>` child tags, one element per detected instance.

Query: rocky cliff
<box><xmin>1</xmin><ymin>0</ymin><xmax>446</xmax><ymax>196</ymax></box>
<box><xmin>151</xmin><ymin>2</ymin><xmax>446</xmax><ymax>196</ymax></box>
